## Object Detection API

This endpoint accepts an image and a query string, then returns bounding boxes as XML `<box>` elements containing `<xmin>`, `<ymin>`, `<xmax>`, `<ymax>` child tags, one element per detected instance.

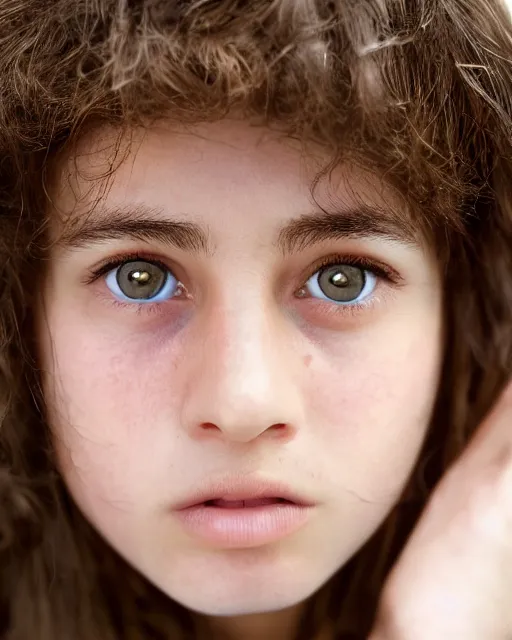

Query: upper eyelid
<box><xmin>299</xmin><ymin>254</ymin><xmax>403</xmax><ymax>288</ymax></box>
<box><xmin>86</xmin><ymin>250</ymin><xmax>403</xmax><ymax>293</ymax></box>
<box><xmin>84</xmin><ymin>253</ymin><xmax>175</xmax><ymax>285</ymax></box>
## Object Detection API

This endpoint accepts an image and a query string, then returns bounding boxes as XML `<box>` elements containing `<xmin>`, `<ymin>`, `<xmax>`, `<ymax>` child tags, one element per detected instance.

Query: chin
<box><xmin>156</xmin><ymin>560</ymin><xmax>329</xmax><ymax>618</ymax></box>
<box><xmin>173</xmin><ymin>589</ymin><xmax>309</xmax><ymax>617</ymax></box>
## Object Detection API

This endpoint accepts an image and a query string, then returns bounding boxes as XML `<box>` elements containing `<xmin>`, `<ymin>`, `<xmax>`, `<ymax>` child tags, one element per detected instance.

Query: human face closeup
<box><xmin>38</xmin><ymin>120</ymin><xmax>442</xmax><ymax>634</ymax></box>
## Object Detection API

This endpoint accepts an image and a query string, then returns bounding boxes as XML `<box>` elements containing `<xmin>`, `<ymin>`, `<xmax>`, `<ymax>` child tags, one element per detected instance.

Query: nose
<box><xmin>179</xmin><ymin>301</ymin><xmax>305</xmax><ymax>444</ymax></box>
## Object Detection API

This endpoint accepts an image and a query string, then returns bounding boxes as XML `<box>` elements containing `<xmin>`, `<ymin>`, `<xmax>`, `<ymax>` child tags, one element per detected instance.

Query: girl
<box><xmin>0</xmin><ymin>1</ymin><xmax>511</xmax><ymax>639</ymax></box>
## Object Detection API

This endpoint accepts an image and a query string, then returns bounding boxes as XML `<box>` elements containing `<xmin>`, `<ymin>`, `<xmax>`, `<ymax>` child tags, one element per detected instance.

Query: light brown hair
<box><xmin>0</xmin><ymin>1</ymin><xmax>511</xmax><ymax>638</ymax></box>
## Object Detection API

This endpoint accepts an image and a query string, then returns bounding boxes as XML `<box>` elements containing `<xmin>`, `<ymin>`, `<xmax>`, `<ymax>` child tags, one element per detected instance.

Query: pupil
<box><xmin>130</xmin><ymin>270</ymin><xmax>150</xmax><ymax>283</ymax></box>
<box><xmin>117</xmin><ymin>261</ymin><xmax>166</xmax><ymax>299</ymax></box>
<box><xmin>319</xmin><ymin>265</ymin><xmax>365</xmax><ymax>302</ymax></box>
<box><xmin>330</xmin><ymin>272</ymin><xmax>349</xmax><ymax>286</ymax></box>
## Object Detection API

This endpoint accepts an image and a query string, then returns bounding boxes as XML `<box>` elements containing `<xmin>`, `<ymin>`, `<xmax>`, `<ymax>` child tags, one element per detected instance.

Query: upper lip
<box><xmin>173</xmin><ymin>476</ymin><xmax>316</xmax><ymax>510</ymax></box>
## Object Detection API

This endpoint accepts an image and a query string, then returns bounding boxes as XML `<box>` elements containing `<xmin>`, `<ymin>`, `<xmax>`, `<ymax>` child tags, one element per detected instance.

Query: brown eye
<box><xmin>305</xmin><ymin>264</ymin><xmax>376</xmax><ymax>304</ymax></box>
<box><xmin>106</xmin><ymin>260</ymin><xmax>178</xmax><ymax>302</ymax></box>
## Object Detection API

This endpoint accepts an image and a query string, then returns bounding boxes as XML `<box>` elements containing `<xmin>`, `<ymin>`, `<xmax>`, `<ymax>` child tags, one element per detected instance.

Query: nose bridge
<box><xmin>181</xmin><ymin>292</ymin><xmax>302</xmax><ymax>442</ymax></box>
<box><xmin>221</xmin><ymin>302</ymin><xmax>277</xmax><ymax>403</ymax></box>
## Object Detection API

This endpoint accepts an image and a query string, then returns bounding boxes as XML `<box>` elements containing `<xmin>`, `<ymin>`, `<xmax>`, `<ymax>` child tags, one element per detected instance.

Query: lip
<box><xmin>172</xmin><ymin>477</ymin><xmax>315</xmax><ymax>511</ymax></box>
<box><xmin>172</xmin><ymin>477</ymin><xmax>316</xmax><ymax>548</ymax></box>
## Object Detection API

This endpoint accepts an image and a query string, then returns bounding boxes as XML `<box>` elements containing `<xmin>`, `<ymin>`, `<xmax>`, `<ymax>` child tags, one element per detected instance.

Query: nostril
<box><xmin>195</xmin><ymin>421</ymin><xmax>294</xmax><ymax>444</ymax></box>
<box><xmin>199</xmin><ymin>422</ymin><xmax>220</xmax><ymax>431</ymax></box>
<box><xmin>269</xmin><ymin>423</ymin><xmax>295</xmax><ymax>442</ymax></box>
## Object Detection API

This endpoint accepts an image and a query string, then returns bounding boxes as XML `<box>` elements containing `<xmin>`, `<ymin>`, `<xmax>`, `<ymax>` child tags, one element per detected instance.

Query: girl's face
<box><xmin>38</xmin><ymin>120</ymin><xmax>442</xmax><ymax>625</ymax></box>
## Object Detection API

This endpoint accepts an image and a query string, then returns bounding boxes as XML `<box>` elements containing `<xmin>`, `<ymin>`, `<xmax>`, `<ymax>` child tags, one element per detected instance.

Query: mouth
<box><xmin>173</xmin><ymin>479</ymin><xmax>315</xmax><ymax>512</ymax></box>
<box><xmin>173</xmin><ymin>485</ymin><xmax>314</xmax><ymax>548</ymax></box>
<box><xmin>203</xmin><ymin>497</ymin><xmax>294</xmax><ymax>509</ymax></box>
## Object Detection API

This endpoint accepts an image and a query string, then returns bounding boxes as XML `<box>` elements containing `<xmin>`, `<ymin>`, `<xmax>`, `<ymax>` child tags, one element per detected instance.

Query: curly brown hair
<box><xmin>0</xmin><ymin>1</ymin><xmax>511</xmax><ymax>638</ymax></box>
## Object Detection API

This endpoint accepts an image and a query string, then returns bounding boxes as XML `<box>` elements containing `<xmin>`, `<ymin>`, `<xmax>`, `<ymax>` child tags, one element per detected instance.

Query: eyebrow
<box><xmin>276</xmin><ymin>204</ymin><xmax>418</xmax><ymax>253</ymax></box>
<box><xmin>56</xmin><ymin>202</ymin><xmax>419</xmax><ymax>255</ymax></box>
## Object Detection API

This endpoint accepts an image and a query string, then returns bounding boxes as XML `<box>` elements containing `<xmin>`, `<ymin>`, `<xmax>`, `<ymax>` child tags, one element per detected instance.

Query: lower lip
<box><xmin>175</xmin><ymin>502</ymin><xmax>312</xmax><ymax>548</ymax></box>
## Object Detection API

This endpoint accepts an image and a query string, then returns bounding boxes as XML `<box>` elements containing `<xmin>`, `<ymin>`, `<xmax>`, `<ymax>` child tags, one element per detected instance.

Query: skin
<box><xmin>370</xmin><ymin>383</ymin><xmax>512</xmax><ymax>640</ymax></box>
<box><xmin>38</xmin><ymin>119</ymin><xmax>443</xmax><ymax>640</ymax></box>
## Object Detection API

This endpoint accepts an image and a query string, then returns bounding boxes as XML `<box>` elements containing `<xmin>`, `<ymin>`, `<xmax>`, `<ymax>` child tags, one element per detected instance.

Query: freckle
<box><xmin>304</xmin><ymin>355</ymin><xmax>312</xmax><ymax>367</ymax></box>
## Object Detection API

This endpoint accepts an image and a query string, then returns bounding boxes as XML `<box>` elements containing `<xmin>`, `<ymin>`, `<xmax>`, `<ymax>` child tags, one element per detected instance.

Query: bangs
<box><xmin>1</xmin><ymin>0</ymin><xmax>511</xmax><ymax>232</ymax></box>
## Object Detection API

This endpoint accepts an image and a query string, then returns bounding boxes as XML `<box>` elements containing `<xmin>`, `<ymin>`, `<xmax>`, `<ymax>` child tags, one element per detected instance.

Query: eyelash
<box><xmin>85</xmin><ymin>251</ymin><xmax>171</xmax><ymax>285</ymax></box>
<box><xmin>301</xmin><ymin>253</ymin><xmax>401</xmax><ymax>287</ymax></box>
<box><xmin>84</xmin><ymin>251</ymin><xmax>402</xmax><ymax>315</ymax></box>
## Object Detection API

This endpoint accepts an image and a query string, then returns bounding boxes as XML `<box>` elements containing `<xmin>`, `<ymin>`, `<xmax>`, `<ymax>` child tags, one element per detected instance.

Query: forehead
<box><xmin>48</xmin><ymin>119</ymin><xmax>426</xmax><ymax>251</ymax></box>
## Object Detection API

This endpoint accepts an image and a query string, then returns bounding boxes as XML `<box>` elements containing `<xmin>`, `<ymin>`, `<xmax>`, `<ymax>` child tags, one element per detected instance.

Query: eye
<box><xmin>105</xmin><ymin>260</ymin><xmax>181</xmax><ymax>304</ymax></box>
<box><xmin>304</xmin><ymin>263</ymin><xmax>377</xmax><ymax>305</ymax></box>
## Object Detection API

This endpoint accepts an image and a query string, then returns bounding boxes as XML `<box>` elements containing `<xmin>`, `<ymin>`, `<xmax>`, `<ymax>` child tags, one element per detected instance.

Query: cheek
<box><xmin>309</xmin><ymin>324</ymin><xmax>442</xmax><ymax>503</ymax></box>
<box><xmin>40</xmin><ymin>313</ymin><xmax>182</xmax><ymax>511</ymax></box>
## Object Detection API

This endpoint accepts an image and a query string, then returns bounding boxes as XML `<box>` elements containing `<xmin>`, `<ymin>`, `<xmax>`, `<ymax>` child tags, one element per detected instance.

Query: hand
<box><xmin>369</xmin><ymin>382</ymin><xmax>512</xmax><ymax>640</ymax></box>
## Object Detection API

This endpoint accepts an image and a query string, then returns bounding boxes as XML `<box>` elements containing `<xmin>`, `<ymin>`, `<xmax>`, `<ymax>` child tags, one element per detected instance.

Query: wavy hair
<box><xmin>0</xmin><ymin>1</ymin><xmax>511</xmax><ymax>638</ymax></box>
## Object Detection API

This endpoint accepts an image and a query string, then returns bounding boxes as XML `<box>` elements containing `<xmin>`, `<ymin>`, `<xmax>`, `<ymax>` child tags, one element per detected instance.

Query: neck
<box><xmin>204</xmin><ymin>604</ymin><xmax>304</xmax><ymax>640</ymax></box>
